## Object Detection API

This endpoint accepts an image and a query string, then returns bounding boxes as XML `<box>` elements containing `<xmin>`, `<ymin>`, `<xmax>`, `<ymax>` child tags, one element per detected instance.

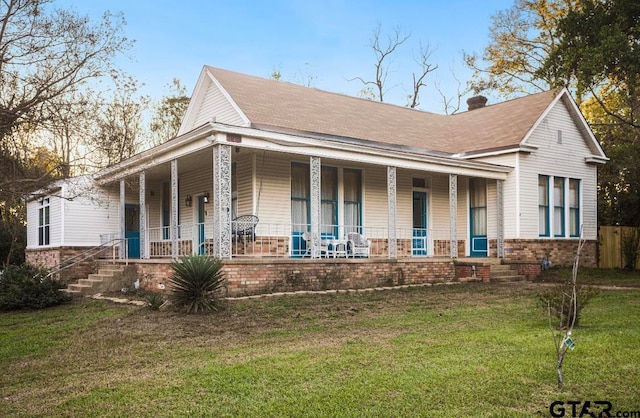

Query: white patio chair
<box><xmin>302</xmin><ymin>231</ymin><xmax>329</xmax><ymax>258</ymax></box>
<box><xmin>347</xmin><ymin>232</ymin><xmax>371</xmax><ymax>258</ymax></box>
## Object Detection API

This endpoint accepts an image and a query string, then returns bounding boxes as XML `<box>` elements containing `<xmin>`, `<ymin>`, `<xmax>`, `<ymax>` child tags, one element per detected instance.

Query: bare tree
<box><xmin>42</xmin><ymin>88</ymin><xmax>100</xmax><ymax>177</ymax></box>
<box><xmin>92</xmin><ymin>71</ymin><xmax>149</xmax><ymax>167</ymax></box>
<box><xmin>148</xmin><ymin>78</ymin><xmax>190</xmax><ymax>147</ymax></box>
<box><xmin>435</xmin><ymin>68</ymin><xmax>472</xmax><ymax>115</ymax></box>
<box><xmin>0</xmin><ymin>0</ymin><xmax>131</xmax><ymax>144</ymax></box>
<box><xmin>407</xmin><ymin>43</ymin><xmax>438</xmax><ymax>109</ymax></box>
<box><xmin>547</xmin><ymin>230</ymin><xmax>586</xmax><ymax>389</ymax></box>
<box><xmin>350</xmin><ymin>25</ymin><xmax>437</xmax><ymax>109</ymax></box>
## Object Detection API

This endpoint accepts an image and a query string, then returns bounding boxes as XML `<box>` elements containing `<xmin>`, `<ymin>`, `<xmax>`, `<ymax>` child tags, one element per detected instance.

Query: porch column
<box><xmin>387</xmin><ymin>166</ymin><xmax>397</xmax><ymax>259</ymax></box>
<box><xmin>310</xmin><ymin>156</ymin><xmax>321</xmax><ymax>257</ymax></box>
<box><xmin>449</xmin><ymin>174</ymin><xmax>458</xmax><ymax>258</ymax></box>
<box><xmin>139</xmin><ymin>171</ymin><xmax>147</xmax><ymax>259</ymax></box>
<box><xmin>213</xmin><ymin>144</ymin><xmax>232</xmax><ymax>259</ymax></box>
<box><xmin>119</xmin><ymin>178</ymin><xmax>125</xmax><ymax>259</ymax></box>
<box><xmin>170</xmin><ymin>159</ymin><xmax>179</xmax><ymax>259</ymax></box>
<box><xmin>496</xmin><ymin>179</ymin><xmax>505</xmax><ymax>258</ymax></box>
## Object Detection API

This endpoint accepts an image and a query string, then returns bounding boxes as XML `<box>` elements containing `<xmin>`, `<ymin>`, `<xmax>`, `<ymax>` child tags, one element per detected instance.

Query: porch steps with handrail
<box><xmin>62</xmin><ymin>265</ymin><xmax>128</xmax><ymax>297</ymax></box>
<box><xmin>489</xmin><ymin>264</ymin><xmax>526</xmax><ymax>282</ymax></box>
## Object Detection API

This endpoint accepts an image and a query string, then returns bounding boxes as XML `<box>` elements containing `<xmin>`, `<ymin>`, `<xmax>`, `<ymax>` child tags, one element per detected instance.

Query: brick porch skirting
<box><xmin>121</xmin><ymin>258</ymin><xmax>458</xmax><ymax>297</ymax></box>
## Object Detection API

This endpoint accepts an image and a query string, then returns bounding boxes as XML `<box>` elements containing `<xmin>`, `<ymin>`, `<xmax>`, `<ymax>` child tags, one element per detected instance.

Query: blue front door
<box><xmin>197</xmin><ymin>196</ymin><xmax>206</xmax><ymax>254</ymax></box>
<box><xmin>125</xmin><ymin>204</ymin><xmax>140</xmax><ymax>258</ymax></box>
<box><xmin>469</xmin><ymin>178</ymin><xmax>488</xmax><ymax>257</ymax></box>
<box><xmin>412</xmin><ymin>192</ymin><xmax>427</xmax><ymax>256</ymax></box>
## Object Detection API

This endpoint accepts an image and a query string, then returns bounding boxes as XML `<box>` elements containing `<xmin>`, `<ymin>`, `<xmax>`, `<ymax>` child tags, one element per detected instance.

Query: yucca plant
<box><xmin>145</xmin><ymin>292</ymin><xmax>165</xmax><ymax>311</ymax></box>
<box><xmin>168</xmin><ymin>255</ymin><xmax>226</xmax><ymax>313</ymax></box>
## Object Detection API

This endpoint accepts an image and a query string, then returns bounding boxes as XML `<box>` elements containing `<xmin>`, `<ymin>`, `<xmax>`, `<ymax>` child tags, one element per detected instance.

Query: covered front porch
<box><xmin>96</xmin><ymin>128</ymin><xmax>510</xmax><ymax>263</ymax></box>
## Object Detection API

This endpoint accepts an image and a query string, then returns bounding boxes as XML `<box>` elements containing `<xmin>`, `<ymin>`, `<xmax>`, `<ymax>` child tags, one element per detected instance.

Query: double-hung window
<box><xmin>569</xmin><ymin>179</ymin><xmax>580</xmax><ymax>237</ymax></box>
<box><xmin>321</xmin><ymin>166</ymin><xmax>338</xmax><ymax>237</ymax></box>
<box><xmin>553</xmin><ymin>177</ymin><xmax>565</xmax><ymax>237</ymax></box>
<box><xmin>344</xmin><ymin>169</ymin><xmax>362</xmax><ymax>234</ymax></box>
<box><xmin>38</xmin><ymin>198</ymin><xmax>50</xmax><ymax>246</ymax></box>
<box><xmin>538</xmin><ymin>176</ymin><xmax>550</xmax><ymax>237</ymax></box>
<box><xmin>291</xmin><ymin>163</ymin><xmax>310</xmax><ymax>233</ymax></box>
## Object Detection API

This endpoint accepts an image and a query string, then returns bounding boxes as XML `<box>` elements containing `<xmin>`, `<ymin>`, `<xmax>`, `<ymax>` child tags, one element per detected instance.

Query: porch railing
<box><xmin>143</xmin><ymin>222</ymin><xmax>452</xmax><ymax>259</ymax></box>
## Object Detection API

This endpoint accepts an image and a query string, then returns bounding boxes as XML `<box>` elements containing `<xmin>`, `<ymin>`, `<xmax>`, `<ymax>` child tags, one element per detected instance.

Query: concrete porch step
<box><xmin>490</xmin><ymin>264</ymin><xmax>526</xmax><ymax>282</ymax></box>
<box><xmin>63</xmin><ymin>264</ymin><xmax>128</xmax><ymax>297</ymax></box>
<box><xmin>97</xmin><ymin>267</ymin><xmax>125</xmax><ymax>275</ymax></box>
<box><xmin>490</xmin><ymin>274</ymin><xmax>527</xmax><ymax>282</ymax></box>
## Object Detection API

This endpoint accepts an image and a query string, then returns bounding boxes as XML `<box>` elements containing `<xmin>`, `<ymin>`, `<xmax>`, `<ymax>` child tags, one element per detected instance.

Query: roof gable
<box><xmin>178</xmin><ymin>67</ymin><xmax>249</xmax><ymax>136</ymax></box>
<box><xmin>183</xmin><ymin>66</ymin><xmax>604</xmax><ymax>161</ymax></box>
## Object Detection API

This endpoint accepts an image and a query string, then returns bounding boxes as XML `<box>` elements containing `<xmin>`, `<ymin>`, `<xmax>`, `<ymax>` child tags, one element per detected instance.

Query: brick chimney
<box><xmin>467</xmin><ymin>95</ymin><xmax>488</xmax><ymax>111</ymax></box>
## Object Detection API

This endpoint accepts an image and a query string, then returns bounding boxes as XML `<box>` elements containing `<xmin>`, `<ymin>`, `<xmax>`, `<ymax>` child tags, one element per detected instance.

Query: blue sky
<box><xmin>55</xmin><ymin>0</ymin><xmax>515</xmax><ymax>113</ymax></box>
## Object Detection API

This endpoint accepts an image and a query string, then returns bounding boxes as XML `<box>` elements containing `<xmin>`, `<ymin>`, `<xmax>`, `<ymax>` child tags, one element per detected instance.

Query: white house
<box><xmin>25</xmin><ymin>66</ymin><xmax>607</xmax><ymax>292</ymax></box>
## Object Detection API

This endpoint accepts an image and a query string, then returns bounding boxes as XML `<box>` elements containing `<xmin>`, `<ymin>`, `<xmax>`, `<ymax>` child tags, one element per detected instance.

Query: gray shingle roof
<box><xmin>207</xmin><ymin>66</ymin><xmax>559</xmax><ymax>155</ymax></box>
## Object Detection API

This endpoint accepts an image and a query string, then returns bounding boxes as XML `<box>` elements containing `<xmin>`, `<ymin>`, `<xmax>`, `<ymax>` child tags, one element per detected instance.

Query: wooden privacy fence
<box><xmin>598</xmin><ymin>226</ymin><xmax>640</xmax><ymax>269</ymax></box>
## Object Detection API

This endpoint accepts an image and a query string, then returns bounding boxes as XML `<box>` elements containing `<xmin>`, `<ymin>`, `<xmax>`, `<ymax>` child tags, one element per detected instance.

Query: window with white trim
<box><xmin>553</xmin><ymin>177</ymin><xmax>565</xmax><ymax>237</ymax></box>
<box><xmin>344</xmin><ymin>168</ymin><xmax>362</xmax><ymax>234</ymax></box>
<box><xmin>569</xmin><ymin>179</ymin><xmax>580</xmax><ymax>237</ymax></box>
<box><xmin>538</xmin><ymin>176</ymin><xmax>550</xmax><ymax>237</ymax></box>
<box><xmin>38</xmin><ymin>198</ymin><xmax>50</xmax><ymax>246</ymax></box>
<box><xmin>321</xmin><ymin>166</ymin><xmax>338</xmax><ymax>236</ymax></box>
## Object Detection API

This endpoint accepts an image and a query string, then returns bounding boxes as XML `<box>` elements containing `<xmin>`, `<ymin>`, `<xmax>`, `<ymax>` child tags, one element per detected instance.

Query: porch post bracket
<box><xmin>310</xmin><ymin>156</ymin><xmax>321</xmax><ymax>258</ymax></box>
<box><xmin>497</xmin><ymin>179</ymin><xmax>505</xmax><ymax>258</ymax></box>
<box><xmin>213</xmin><ymin>144</ymin><xmax>232</xmax><ymax>259</ymax></box>
<box><xmin>387</xmin><ymin>166</ymin><xmax>397</xmax><ymax>259</ymax></box>
<box><xmin>119</xmin><ymin>179</ymin><xmax>125</xmax><ymax>259</ymax></box>
<box><xmin>449</xmin><ymin>174</ymin><xmax>458</xmax><ymax>259</ymax></box>
<box><xmin>170</xmin><ymin>159</ymin><xmax>179</xmax><ymax>259</ymax></box>
<box><xmin>139</xmin><ymin>171</ymin><xmax>147</xmax><ymax>259</ymax></box>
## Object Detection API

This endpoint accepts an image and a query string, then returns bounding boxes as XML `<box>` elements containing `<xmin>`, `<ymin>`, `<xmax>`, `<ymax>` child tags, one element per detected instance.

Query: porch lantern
<box><xmin>185</xmin><ymin>195</ymin><xmax>192</xmax><ymax>207</ymax></box>
<box><xmin>203</xmin><ymin>192</ymin><xmax>210</xmax><ymax>203</ymax></box>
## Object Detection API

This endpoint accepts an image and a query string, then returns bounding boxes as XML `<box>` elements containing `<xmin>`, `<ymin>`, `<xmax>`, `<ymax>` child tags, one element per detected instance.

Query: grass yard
<box><xmin>1</xmin><ymin>272</ymin><xmax>639</xmax><ymax>417</ymax></box>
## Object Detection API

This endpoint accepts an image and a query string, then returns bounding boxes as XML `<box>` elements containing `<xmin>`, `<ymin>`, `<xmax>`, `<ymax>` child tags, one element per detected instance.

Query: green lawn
<box><xmin>537</xmin><ymin>266</ymin><xmax>640</xmax><ymax>287</ymax></box>
<box><xmin>1</xmin><ymin>275</ymin><xmax>639</xmax><ymax>417</ymax></box>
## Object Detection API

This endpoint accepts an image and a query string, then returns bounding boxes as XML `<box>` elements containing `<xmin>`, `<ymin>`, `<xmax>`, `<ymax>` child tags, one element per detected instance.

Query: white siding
<box><xmin>26</xmin><ymin>199</ymin><xmax>41</xmax><ymax>248</ymax></box>
<box><xmin>363</xmin><ymin>165</ymin><xmax>388</xmax><ymax>232</ymax></box>
<box><xmin>519</xmin><ymin>102</ymin><xmax>598</xmax><ymax>239</ymax></box>
<box><xmin>191</xmin><ymin>80</ymin><xmax>245</xmax><ymax>128</ymax></box>
<box><xmin>396</xmin><ymin>169</ymin><xmax>413</xmax><ymax>232</ymax></box>
<box><xmin>62</xmin><ymin>186</ymin><xmax>119</xmax><ymax>246</ymax></box>
<box><xmin>430</xmin><ymin>174</ymin><xmax>449</xmax><ymax>235</ymax></box>
<box><xmin>146</xmin><ymin>180</ymin><xmax>162</xmax><ymax>230</ymax></box>
<box><xmin>179</xmin><ymin>163</ymin><xmax>213</xmax><ymax>230</ymax></box>
<box><xmin>236</xmin><ymin>152</ymin><xmax>254</xmax><ymax>217</ymax></box>
<box><xmin>256</xmin><ymin>154</ymin><xmax>291</xmax><ymax>228</ymax></box>
<box><xmin>474</xmin><ymin>153</ymin><xmax>518</xmax><ymax>238</ymax></box>
<box><xmin>457</xmin><ymin>177</ymin><xmax>468</xmax><ymax>244</ymax></box>
<box><xmin>27</xmin><ymin>178</ymin><xmax>120</xmax><ymax>248</ymax></box>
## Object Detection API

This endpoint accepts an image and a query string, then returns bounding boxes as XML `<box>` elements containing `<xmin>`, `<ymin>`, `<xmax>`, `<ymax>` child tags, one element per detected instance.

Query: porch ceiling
<box><xmin>138</xmin><ymin>146</ymin><xmax>215</xmax><ymax>182</ymax></box>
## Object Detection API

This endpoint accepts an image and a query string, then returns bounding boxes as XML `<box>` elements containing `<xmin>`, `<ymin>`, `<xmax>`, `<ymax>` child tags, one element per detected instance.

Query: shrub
<box><xmin>538</xmin><ymin>283</ymin><xmax>600</xmax><ymax>328</ymax></box>
<box><xmin>145</xmin><ymin>292</ymin><xmax>165</xmax><ymax>310</ymax></box>
<box><xmin>0</xmin><ymin>264</ymin><xmax>71</xmax><ymax>311</ymax></box>
<box><xmin>168</xmin><ymin>255</ymin><xmax>225</xmax><ymax>313</ymax></box>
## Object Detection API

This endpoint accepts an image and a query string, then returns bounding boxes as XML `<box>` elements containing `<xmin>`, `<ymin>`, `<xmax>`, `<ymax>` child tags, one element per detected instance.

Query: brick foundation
<box><xmin>502</xmin><ymin>239</ymin><xmax>596</xmax><ymax>268</ymax></box>
<box><xmin>119</xmin><ymin>258</ymin><xmax>458</xmax><ymax>297</ymax></box>
<box><xmin>454</xmin><ymin>263</ymin><xmax>491</xmax><ymax>282</ymax></box>
<box><xmin>25</xmin><ymin>246</ymin><xmax>102</xmax><ymax>284</ymax></box>
<box><xmin>508</xmin><ymin>261</ymin><xmax>542</xmax><ymax>280</ymax></box>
